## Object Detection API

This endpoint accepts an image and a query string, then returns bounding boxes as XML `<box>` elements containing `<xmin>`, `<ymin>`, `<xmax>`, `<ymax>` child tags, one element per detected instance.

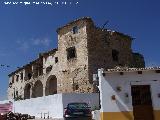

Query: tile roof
<box><xmin>106</xmin><ymin>66</ymin><xmax>160</xmax><ymax>73</ymax></box>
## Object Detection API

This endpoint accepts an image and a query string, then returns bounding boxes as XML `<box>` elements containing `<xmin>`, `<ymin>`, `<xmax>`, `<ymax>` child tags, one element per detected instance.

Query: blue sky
<box><xmin>0</xmin><ymin>0</ymin><xmax>160</xmax><ymax>100</ymax></box>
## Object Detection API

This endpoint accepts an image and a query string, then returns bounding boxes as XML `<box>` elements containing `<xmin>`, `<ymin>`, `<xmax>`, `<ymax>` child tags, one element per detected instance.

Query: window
<box><xmin>16</xmin><ymin>75</ymin><xmax>19</xmax><ymax>82</ymax></box>
<box><xmin>55</xmin><ymin>57</ymin><xmax>58</xmax><ymax>63</ymax></box>
<box><xmin>67</xmin><ymin>47</ymin><xmax>76</xmax><ymax>60</ymax></box>
<box><xmin>73</xmin><ymin>26</ymin><xmax>78</xmax><ymax>34</ymax></box>
<box><xmin>12</xmin><ymin>76</ymin><xmax>14</xmax><ymax>83</ymax></box>
<box><xmin>38</xmin><ymin>65</ymin><xmax>43</xmax><ymax>76</ymax></box>
<box><xmin>112</xmin><ymin>49</ymin><xmax>119</xmax><ymax>61</ymax></box>
<box><xmin>46</xmin><ymin>65</ymin><xmax>52</xmax><ymax>73</ymax></box>
<box><xmin>16</xmin><ymin>91</ymin><xmax>18</xmax><ymax>97</ymax></box>
<box><xmin>28</xmin><ymin>73</ymin><xmax>32</xmax><ymax>80</ymax></box>
<box><xmin>21</xmin><ymin>73</ymin><xmax>23</xmax><ymax>80</ymax></box>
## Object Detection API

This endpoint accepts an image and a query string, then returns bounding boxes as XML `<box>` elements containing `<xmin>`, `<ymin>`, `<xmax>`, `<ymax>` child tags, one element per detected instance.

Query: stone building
<box><xmin>7</xmin><ymin>17</ymin><xmax>145</xmax><ymax>100</ymax></box>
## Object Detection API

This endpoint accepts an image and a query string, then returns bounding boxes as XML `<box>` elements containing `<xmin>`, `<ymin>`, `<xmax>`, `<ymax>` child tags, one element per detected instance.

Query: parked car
<box><xmin>64</xmin><ymin>102</ymin><xmax>92</xmax><ymax>120</ymax></box>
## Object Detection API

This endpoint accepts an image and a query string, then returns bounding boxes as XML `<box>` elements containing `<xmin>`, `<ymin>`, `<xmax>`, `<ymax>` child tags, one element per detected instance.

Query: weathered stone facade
<box><xmin>8</xmin><ymin>17</ymin><xmax>145</xmax><ymax>100</ymax></box>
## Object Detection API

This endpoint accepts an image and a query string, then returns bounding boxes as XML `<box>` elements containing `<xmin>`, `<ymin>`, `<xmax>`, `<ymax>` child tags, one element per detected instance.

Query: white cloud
<box><xmin>16</xmin><ymin>40</ymin><xmax>29</xmax><ymax>51</ymax></box>
<box><xmin>16</xmin><ymin>37</ymin><xmax>51</xmax><ymax>51</ymax></box>
<box><xmin>32</xmin><ymin>38</ymin><xmax>51</xmax><ymax>47</ymax></box>
<box><xmin>42</xmin><ymin>38</ymin><xmax>51</xmax><ymax>47</ymax></box>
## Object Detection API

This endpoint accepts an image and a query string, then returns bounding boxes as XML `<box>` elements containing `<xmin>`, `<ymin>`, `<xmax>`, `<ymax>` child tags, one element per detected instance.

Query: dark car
<box><xmin>64</xmin><ymin>102</ymin><xmax>92</xmax><ymax>120</ymax></box>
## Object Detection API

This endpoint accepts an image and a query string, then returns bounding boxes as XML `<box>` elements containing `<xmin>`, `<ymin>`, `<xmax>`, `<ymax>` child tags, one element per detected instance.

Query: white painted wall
<box><xmin>0</xmin><ymin>93</ymin><xmax>99</xmax><ymax>119</ymax></box>
<box><xmin>14</xmin><ymin>94</ymin><xmax>63</xmax><ymax>118</ymax></box>
<box><xmin>62</xmin><ymin>93</ymin><xmax>100</xmax><ymax>110</ymax></box>
<box><xmin>98</xmin><ymin>69</ymin><xmax>160</xmax><ymax>113</ymax></box>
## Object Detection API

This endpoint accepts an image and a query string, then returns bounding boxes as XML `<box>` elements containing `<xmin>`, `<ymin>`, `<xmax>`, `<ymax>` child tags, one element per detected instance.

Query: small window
<box><xmin>55</xmin><ymin>57</ymin><xmax>58</xmax><ymax>63</ymax></box>
<box><xmin>73</xmin><ymin>83</ymin><xmax>79</xmax><ymax>91</ymax></box>
<box><xmin>67</xmin><ymin>47</ymin><xmax>76</xmax><ymax>60</ymax></box>
<box><xmin>16</xmin><ymin>75</ymin><xmax>19</xmax><ymax>82</ymax></box>
<box><xmin>21</xmin><ymin>73</ymin><xmax>23</xmax><ymax>80</ymax></box>
<box><xmin>46</xmin><ymin>65</ymin><xmax>52</xmax><ymax>73</ymax></box>
<box><xmin>73</xmin><ymin>26</ymin><xmax>78</xmax><ymax>34</ymax></box>
<box><xmin>28</xmin><ymin>73</ymin><xmax>32</xmax><ymax>80</ymax></box>
<box><xmin>16</xmin><ymin>91</ymin><xmax>18</xmax><ymax>96</ymax></box>
<box><xmin>12</xmin><ymin>76</ymin><xmax>14</xmax><ymax>83</ymax></box>
<box><xmin>112</xmin><ymin>49</ymin><xmax>119</xmax><ymax>61</ymax></box>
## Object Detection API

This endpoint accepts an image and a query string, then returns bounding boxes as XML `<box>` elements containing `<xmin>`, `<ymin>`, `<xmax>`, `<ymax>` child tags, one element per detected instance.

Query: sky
<box><xmin>0</xmin><ymin>0</ymin><xmax>160</xmax><ymax>100</ymax></box>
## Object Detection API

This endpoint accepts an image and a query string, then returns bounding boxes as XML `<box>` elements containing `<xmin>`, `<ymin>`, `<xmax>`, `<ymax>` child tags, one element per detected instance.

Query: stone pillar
<box><xmin>43</xmin><ymin>87</ymin><xmax>45</xmax><ymax>96</ymax></box>
<box><xmin>30</xmin><ymin>86</ymin><xmax>33</xmax><ymax>99</ymax></box>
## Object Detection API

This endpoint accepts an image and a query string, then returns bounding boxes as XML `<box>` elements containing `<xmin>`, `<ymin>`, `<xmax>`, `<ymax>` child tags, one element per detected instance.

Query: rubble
<box><xmin>0</xmin><ymin>112</ymin><xmax>35</xmax><ymax>120</ymax></box>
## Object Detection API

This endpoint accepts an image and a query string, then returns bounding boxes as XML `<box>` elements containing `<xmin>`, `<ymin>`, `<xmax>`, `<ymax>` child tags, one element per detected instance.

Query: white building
<box><xmin>98</xmin><ymin>67</ymin><xmax>160</xmax><ymax>120</ymax></box>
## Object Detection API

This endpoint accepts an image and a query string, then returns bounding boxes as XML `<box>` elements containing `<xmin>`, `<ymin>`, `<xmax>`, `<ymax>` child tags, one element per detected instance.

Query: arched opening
<box><xmin>32</xmin><ymin>80</ymin><xmax>43</xmax><ymax>98</ymax></box>
<box><xmin>24</xmin><ymin>83</ymin><xmax>31</xmax><ymax>99</ymax></box>
<box><xmin>45</xmin><ymin>75</ymin><xmax>57</xmax><ymax>96</ymax></box>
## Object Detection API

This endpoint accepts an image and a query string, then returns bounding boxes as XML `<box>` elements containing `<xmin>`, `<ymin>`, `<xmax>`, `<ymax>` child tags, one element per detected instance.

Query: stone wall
<box><xmin>86</xmin><ymin>21</ymin><xmax>133</xmax><ymax>84</ymax></box>
<box><xmin>57</xmin><ymin>18</ymin><xmax>92</xmax><ymax>93</ymax></box>
<box><xmin>132</xmin><ymin>53</ymin><xmax>145</xmax><ymax>68</ymax></box>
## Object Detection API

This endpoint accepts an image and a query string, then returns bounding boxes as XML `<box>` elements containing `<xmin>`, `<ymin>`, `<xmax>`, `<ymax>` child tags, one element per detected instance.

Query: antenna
<box><xmin>102</xmin><ymin>21</ymin><xmax>109</xmax><ymax>29</ymax></box>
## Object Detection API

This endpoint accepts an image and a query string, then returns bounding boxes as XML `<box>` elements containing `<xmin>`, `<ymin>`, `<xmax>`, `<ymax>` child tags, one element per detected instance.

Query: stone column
<box><xmin>30</xmin><ymin>86</ymin><xmax>33</xmax><ymax>98</ymax></box>
<box><xmin>43</xmin><ymin>87</ymin><xmax>45</xmax><ymax>96</ymax></box>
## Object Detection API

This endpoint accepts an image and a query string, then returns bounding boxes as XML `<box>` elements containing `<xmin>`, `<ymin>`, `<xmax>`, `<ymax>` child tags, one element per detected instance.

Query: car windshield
<box><xmin>68</xmin><ymin>103</ymin><xmax>89</xmax><ymax>109</ymax></box>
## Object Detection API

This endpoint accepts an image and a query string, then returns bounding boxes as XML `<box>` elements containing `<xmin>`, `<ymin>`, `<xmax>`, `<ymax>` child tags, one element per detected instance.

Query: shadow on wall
<box><xmin>116</xmin><ymin>100</ymin><xmax>133</xmax><ymax>120</ymax></box>
<box><xmin>106</xmin><ymin>78</ymin><xmax>134</xmax><ymax>120</ymax></box>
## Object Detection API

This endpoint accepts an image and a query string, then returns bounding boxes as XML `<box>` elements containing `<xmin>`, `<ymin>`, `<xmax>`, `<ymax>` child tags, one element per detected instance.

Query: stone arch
<box><xmin>24</xmin><ymin>83</ymin><xmax>31</xmax><ymax>99</ymax></box>
<box><xmin>32</xmin><ymin>80</ymin><xmax>43</xmax><ymax>98</ymax></box>
<box><xmin>45</xmin><ymin>75</ymin><xmax>57</xmax><ymax>96</ymax></box>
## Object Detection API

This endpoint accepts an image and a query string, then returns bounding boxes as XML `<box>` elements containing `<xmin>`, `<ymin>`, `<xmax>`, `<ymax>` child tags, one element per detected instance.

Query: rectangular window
<box><xmin>55</xmin><ymin>57</ymin><xmax>58</xmax><ymax>63</ymax></box>
<box><xmin>73</xmin><ymin>26</ymin><xmax>78</xmax><ymax>34</ymax></box>
<box><xmin>28</xmin><ymin>73</ymin><xmax>32</xmax><ymax>80</ymax></box>
<box><xmin>16</xmin><ymin>75</ymin><xmax>19</xmax><ymax>82</ymax></box>
<box><xmin>112</xmin><ymin>49</ymin><xmax>119</xmax><ymax>61</ymax></box>
<box><xmin>67</xmin><ymin>47</ymin><xmax>76</xmax><ymax>60</ymax></box>
<box><xmin>16</xmin><ymin>91</ymin><xmax>18</xmax><ymax>97</ymax></box>
<box><xmin>21</xmin><ymin>73</ymin><xmax>23</xmax><ymax>80</ymax></box>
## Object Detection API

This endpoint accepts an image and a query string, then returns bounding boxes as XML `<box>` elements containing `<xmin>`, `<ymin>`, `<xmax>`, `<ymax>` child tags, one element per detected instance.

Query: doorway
<box><xmin>131</xmin><ymin>85</ymin><xmax>154</xmax><ymax>120</ymax></box>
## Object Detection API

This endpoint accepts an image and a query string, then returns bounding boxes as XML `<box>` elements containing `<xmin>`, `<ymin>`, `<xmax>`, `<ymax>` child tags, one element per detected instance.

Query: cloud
<box><xmin>16</xmin><ymin>40</ymin><xmax>29</xmax><ymax>51</ymax></box>
<box><xmin>32</xmin><ymin>38</ymin><xmax>51</xmax><ymax>47</ymax></box>
<box><xmin>16</xmin><ymin>37</ymin><xmax>51</xmax><ymax>51</ymax></box>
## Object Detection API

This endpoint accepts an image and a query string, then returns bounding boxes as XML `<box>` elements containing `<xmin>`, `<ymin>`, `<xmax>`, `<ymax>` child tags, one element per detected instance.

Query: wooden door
<box><xmin>131</xmin><ymin>85</ymin><xmax>154</xmax><ymax>120</ymax></box>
